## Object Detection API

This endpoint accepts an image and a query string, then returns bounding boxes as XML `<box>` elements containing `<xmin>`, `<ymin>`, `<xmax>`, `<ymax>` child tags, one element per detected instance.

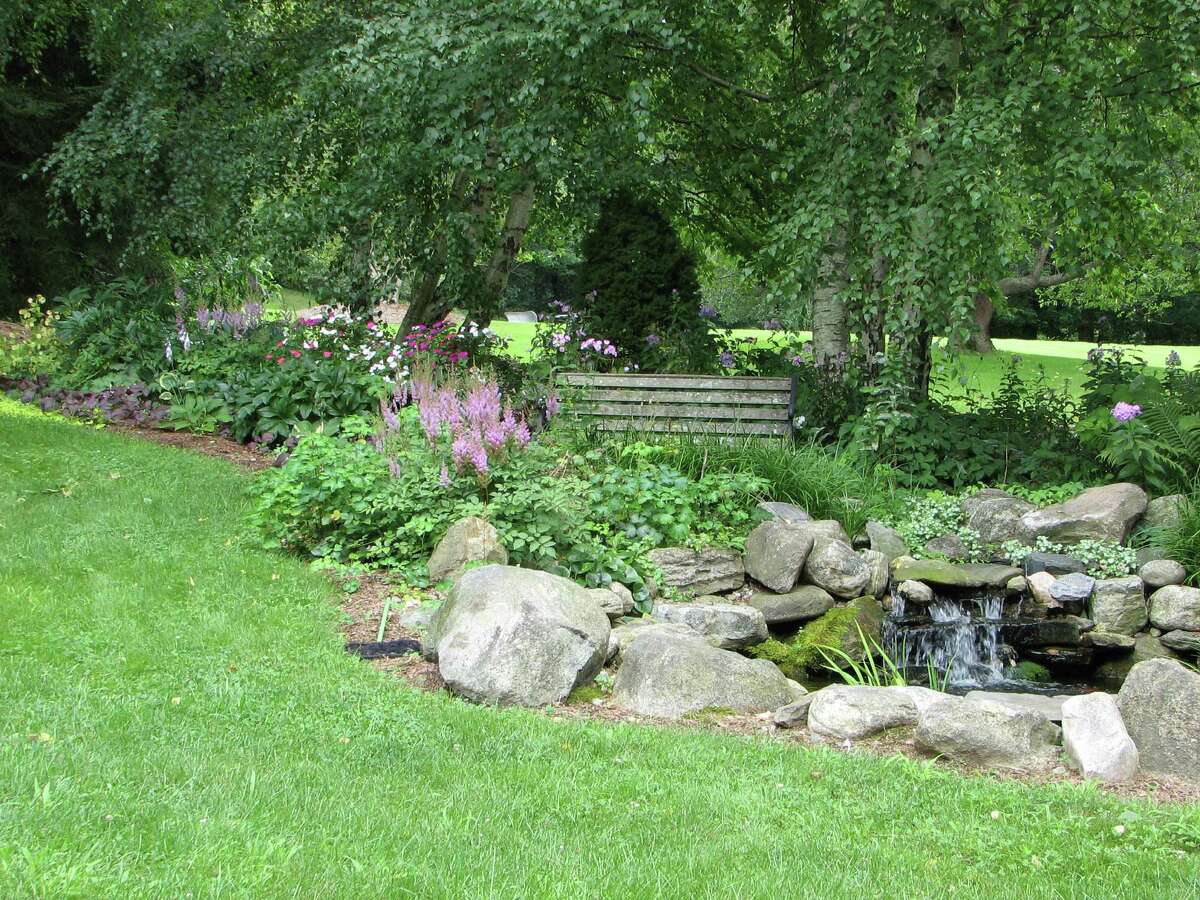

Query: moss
<box><xmin>749</xmin><ymin>605</ymin><xmax>862</xmax><ymax>678</ymax></box>
<box><xmin>567</xmin><ymin>684</ymin><xmax>605</xmax><ymax>704</ymax></box>
<box><xmin>1010</xmin><ymin>660</ymin><xmax>1051</xmax><ymax>683</ymax></box>
<box><xmin>682</xmin><ymin>706</ymin><xmax>737</xmax><ymax>723</ymax></box>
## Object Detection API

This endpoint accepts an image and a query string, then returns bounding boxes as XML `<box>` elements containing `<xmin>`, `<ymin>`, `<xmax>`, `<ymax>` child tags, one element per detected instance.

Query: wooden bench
<box><xmin>557</xmin><ymin>372</ymin><xmax>796</xmax><ymax>438</ymax></box>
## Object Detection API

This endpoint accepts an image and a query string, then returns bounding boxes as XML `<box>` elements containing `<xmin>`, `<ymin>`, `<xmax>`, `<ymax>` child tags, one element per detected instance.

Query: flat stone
<box><xmin>651</xmin><ymin>601</ymin><xmax>768</xmax><ymax>650</ymax></box>
<box><xmin>1050</xmin><ymin>572</ymin><xmax>1096</xmax><ymax>605</ymax></box>
<box><xmin>964</xmin><ymin>691</ymin><xmax>1071</xmax><ymax>722</ymax></box>
<box><xmin>773</xmin><ymin>691</ymin><xmax>818</xmax><ymax>728</ymax></box>
<box><xmin>648</xmin><ymin>547</ymin><xmax>744</xmax><ymax>595</ymax></box>
<box><xmin>1024</xmin><ymin>645</ymin><xmax>1095</xmax><ymax>675</ymax></box>
<box><xmin>1024</xmin><ymin>552</ymin><xmax>1086</xmax><ymax>578</ymax></box>
<box><xmin>1001</xmin><ymin>619</ymin><xmax>1083</xmax><ymax>649</ymax></box>
<box><xmin>757</xmin><ymin>501</ymin><xmax>810</xmax><ymax>524</ymax></box>
<box><xmin>1018</xmin><ymin>483</ymin><xmax>1148</xmax><ymax>545</ymax></box>
<box><xmin>1160</xmin><ymin>630</ymin><xmax>1200</xmax><ymax>655</ymax></box>
<box><xmin>1061</xmin><ymin>692</ymin><xmax>1139</xmax><ymax>783</ymax></box>
<box><xmin>1082</xmin><ymin>631</ymin><xmax>1136</xmax><ymax>652</ymax></box>
<box><xmin>747</xmin><ymin>585</ymin><xmax>834</xmax><ymax>625</ymax></box>
<box><xmin>891</xmin><ymin>557</ymin><xmax>1021</xmax><ymax>589</ymax></box>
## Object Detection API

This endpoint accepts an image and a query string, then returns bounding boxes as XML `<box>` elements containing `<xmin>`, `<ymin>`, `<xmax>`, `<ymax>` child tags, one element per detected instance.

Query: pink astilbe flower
<box><xmin>439</xmin><ymin>465</ymin><xmax>451</xmax><ymax>488</ymax></box>
<box><xmin>545</xmin><ymin>390</ymin><xmax>560</xmax><ymax>418</ymax></box>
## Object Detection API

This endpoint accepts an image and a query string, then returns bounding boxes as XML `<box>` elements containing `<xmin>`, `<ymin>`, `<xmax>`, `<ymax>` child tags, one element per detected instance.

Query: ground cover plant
<box><xmin>2</xmin><ymin>398</ymin><xmax>1199</xmax><ymax>897</ymax></box>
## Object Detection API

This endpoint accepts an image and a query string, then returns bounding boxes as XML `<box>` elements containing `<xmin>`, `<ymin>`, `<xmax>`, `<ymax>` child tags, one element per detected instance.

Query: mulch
<box><xmin>103</xmin><ymin>424</ymin><xmax>278</xmax><ymax>470</ymax></box>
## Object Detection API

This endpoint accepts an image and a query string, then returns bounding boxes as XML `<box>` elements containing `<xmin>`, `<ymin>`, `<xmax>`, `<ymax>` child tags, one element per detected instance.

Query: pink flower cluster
<box><xmin>411</xmin><ymin>374</ymin><xmax>531</xmax><ymax>479</ymax></box>
<box><xmin>278</xmin><ymin>307</ymin><xmax>404</xmax><ymax>376</ymax></box>
<box><xmin>580</xmin><ymin>337</ymin><xmax>618</xmax><ymax>357</ymax></box>
<box><xmin>401</xmin><ymin>320</ymin><xmax>471</xmax><ymax>367</ymax></box>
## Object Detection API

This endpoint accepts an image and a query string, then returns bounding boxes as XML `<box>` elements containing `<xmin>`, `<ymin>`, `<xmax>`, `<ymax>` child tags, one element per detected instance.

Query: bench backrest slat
<box><xmin>557</xmin><ymin>371</ymin><xmax>796</xmax><ymax>439</ymax></box>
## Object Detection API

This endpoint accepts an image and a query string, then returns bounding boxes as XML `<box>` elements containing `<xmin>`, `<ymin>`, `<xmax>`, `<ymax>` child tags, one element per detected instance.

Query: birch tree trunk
<box><xmin>811</xmin><ymin>226</ymin><xmax>849</xmax><ymax>363</ymax></box>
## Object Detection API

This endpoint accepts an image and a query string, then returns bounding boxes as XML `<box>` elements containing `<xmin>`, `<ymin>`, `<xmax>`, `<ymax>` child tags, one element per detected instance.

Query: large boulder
<box><xmin>1116</xmin><ymin>658</ymin><xmax>1200</xmax><ymax>778</ymax></box>
<box><xmin>426</xmin><ymin>516</ymin><xmax>508</xmax><ymax>583</ymax></box>
<box><xmin>757</xmin><ymin>501</ymin><xmax>810</xmax><ymax>524</ymax></box>
<box><xmin>430</xmin><ymin>566</ymin><xmax>609</xmax><ymax>706</ymax></box>
<box><xmin>891</xmin><ymin>557</ymin><xmax>1021</xmax><ymax>589</ymax></box>
<box><xmin>915</xmin><ymin>696</ymin><xmax>1062</xmax><ymax>772</ymax></box>
<box><xmin>1088</xmin><ymin>576</ymin><xmax>1146</xmax><ymax>635</ymax></box>
<box><xmin>612</xmin><ymin>630</ymin><xmax>800</xmax><ymax>718</ymax></box>
<box><xmin>1061</xmin><ymin>692</ymin><xmax>1139</xmax><ymax>783</ymax></box>
<box><xmin>1017</xmin><ymin>483</ymin><xmax>1148</xmax><ymax>545</ymax></box>
<box><xmin>607</xmin><ymin>619</ymin><xmax>693</xmax><ymax>666</ymax></box>
<box><xmin>859</xmin><ymin>549</ymin><xmax>889</xmax><ymax>598</ymax></box>
<box><xmin>1149</xmin><ymin>584</ymin><xmax>1200</xmax><ymax>631</ymax></box>
<box><xmin>651</xmin><ymin>601</ymin><xmax>768</xmax><ymax>650</ymax></box>
<box><xmin>807</xmin><ymin>685</ymin><xmax>939</xmax><ymax>740</ymax></box>
<box><xmin>1138</xmin><ymin>559</ymin><xmax>1186</xmax><ymax>590</ymax></box>
<box><xmin>744</xmin><ymin>520</ymin><xmax>814</xmax><ymax>593</ymax></box>
<box><xmin>1142</xmin><ymin>493</ymin><xmax>1185</xmax><ymax>529</ymax></box>
<box><xmin>961</xmin><ymin>489</ymin><xmax>1035</xmax><ymax>544</ymax></box>
<box><xmin>802</xmin><ymin>539</ymin><xmax>871</xmax><ymax>599</ymax></box>
<box><xmin>647</xmin><ymin>547</ymin><xmax>744</xmax><ymax>595</ymax></box>
<box><xmin>747</xmin><ymin>585</ymin><xmax>834</xmax><ymax>626</ymax></box>
<box><xmin>866</xmin><ymin>521</ymin><xmax>909</xmax><ymax>563</ymax></box>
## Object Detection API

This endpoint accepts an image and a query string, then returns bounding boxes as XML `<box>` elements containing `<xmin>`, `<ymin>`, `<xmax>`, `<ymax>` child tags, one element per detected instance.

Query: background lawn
<box><xmin>0</xmin><ymin>398</ymin><xmax>1197</xmax><ymax>897</ymax></box>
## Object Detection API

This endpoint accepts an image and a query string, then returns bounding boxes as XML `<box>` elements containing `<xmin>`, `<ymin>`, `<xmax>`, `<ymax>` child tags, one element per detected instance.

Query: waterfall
<box><xmin>884</xmin><ymin>591</ymin><xmax>1006</xmax><ymax>687</ymax></box>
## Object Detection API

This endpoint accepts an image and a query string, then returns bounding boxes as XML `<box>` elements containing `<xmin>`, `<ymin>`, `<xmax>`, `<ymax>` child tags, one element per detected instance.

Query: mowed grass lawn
<box><xmin>4</xmin><ymin>398</ymin><xmax>1195</xmax><ymax>897</ymax></box>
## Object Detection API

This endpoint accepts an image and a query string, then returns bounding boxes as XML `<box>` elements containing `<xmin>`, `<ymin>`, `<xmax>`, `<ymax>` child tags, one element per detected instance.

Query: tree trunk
<box><xmin>972</xmin><ymin>292</ymin><xmax>995</xmax><ymax>352</ymax></box>
<box><xmin>811</xmin><ymin>226</ymin><xmax>849</xmax><ymax>363</ymax></box>
<box><xmin>480</xmin><ymin>182</ymin><xmax>536</xmax><ymax>316</ymax></box>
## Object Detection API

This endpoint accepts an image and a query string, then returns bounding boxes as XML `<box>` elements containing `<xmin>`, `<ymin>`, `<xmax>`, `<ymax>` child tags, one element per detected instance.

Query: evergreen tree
<box><xmin>577</xmin><ymin>192</ymin><xmax>709</xmax><ymax>368</ymax></box>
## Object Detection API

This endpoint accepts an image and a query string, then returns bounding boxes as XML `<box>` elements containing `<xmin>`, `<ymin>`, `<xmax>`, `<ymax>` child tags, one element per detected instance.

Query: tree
<box><xmin>577</xmin><ymin>191</ymin><xmax>704</xmax><ymax>365</ymax></box>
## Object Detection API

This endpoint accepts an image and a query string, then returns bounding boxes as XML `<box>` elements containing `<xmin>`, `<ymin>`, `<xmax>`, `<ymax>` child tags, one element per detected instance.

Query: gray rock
<box><xmin>1135</xmin><ymin>546</ymin><xmax>1167</xmax><ymax>568</ymax></box>
<box><xmin>808</xmin><ymin>685</ymin><xmax>938</xmax><ymax>740</ymax></box>
<box><xmin>652</xmin><ymin>601</ymin><xmax>768</xmax><ymax>649</ymax></box>
<box><xmin>1161</xmin><ymin>630</ymin><xmax>1200</xmax><ymax>655</ymax></box>
<box><xmin>866</xmin><ymin>521</ymin><xmax>909</xmax><ymax>563</ymax></box>
<box><xmin>915</xmin><ymin>696</ymin><xmax>1062</xmax><ymax>773</ymax></box>
<box><xmin>1088</xmin><ymin>576</ymin><xmax>1146</xmax><ymax>635</ymax></box>
<box><xmin>1143</xmin><ymin>493</ymin><xmax>1185</xmax><ymax>529</ymax></box>
<box><xmin>608</xmin><ymin>582</ymin><xmax>636</xmax><ymax>615</ymax></box>
<box><xmin>802</xmin><ymin>538</ymin><xmax>871</xmax><ymax>599</ymax></box>
<box><xmin>397</xmin><ymin>601</ymin><xmax>440</xmax><ymax>635</ymax></box>
<box><xmin>860</xmin><ymin>549</ymin><xmax>889</xmax><ymax>598</ymax></box>
<box><xmin>747</xmin><ymin>585</ymin><xmax>834</xmax><ymax>625</ymax></box>
<box><xmin>891</xmin><ymin>557</ymin><xmax>1021</xmax><ymax>589</ymax></box>
<box><xmin>926</xmin><ymin>533</ymin><xmax>969</xmax><ymax>561</ymax></box>
<box><xmin>896</xmin><ymin>579</ymin><xmax>935</xmax><ymax>606</ymax></box>
<box><xmin>1083</xmin><ymin>631</ymin><xmax>1137</xmax><ymax>652</ymax></box>
<box><xmin>1024</xmin><ymin>552</ymin><xmax>1086</xmax><ymax>577</ymax></box>
<box><xmin>1026</xmin><ymin>571</ymin><xmax>1057</xmax><ymax>608</ymax></box>
<box><xmin>607</xmin><ymin>619</ymin><xmax>693</xmax><ymax>666</ymax></box>
<box><xmin>427</xmin><ymin>516</ymin><xmax>508</xmax><ymax>583</ymax></box>
<box><xmin>1094</xmin><ymin>634</ymin><xmax>1179</xmax><ymax>683</ymax></box>
<box><xmin>1138</xmin><ymin>559</ymin><xmax>1187</xmax><ymax>589</ymax></box>
<box><xmin>1061</xmin><ymin>692</ymin><xmax>1139</xmax><ymax>783</ymax></box>
<box><xmin>647</xmin><ymin>547</ymin><xmax>744</xmax><ymax>595</ymax></box>
<box><xmin>1117</xmin><ymin>658</ymin><xmax>1200</xmax><ymax>778</ymax></box>
<box><xmin>744</xmin><ymin>520</ymin><xmax>814</xmax><ymax>593</ymax></box>
<box><xmin>587</xmin><ymin>588</ymin><xmax>631</xmax><ymax>621</ymax></box>
<box><xmin>797</xmin><ymin>519</ymin><xmax>852</xmax><ymax>545</ymax></box>
<box><xmin>757</xmin><ymin>501</ymin><xmax>810</xmax><ymax>524</ymax></box>
<box><xmin>773</xmin><ymin>691</ymin><xmax>818</xmax><ymax>728</ymax></box>
<box><xmin>1004</xmin><ymin>618</ymin><xmax>1084</xmax><ymax>649</ymax></box>
<box><xmin>961</xmin><ymin>489</ymin><xmax>1035</xmax><ymax>544</ymax></box>
<box><xmin>1149</xmin><ymin>584</ymin><xmax>1200</xmax><ymax>631</ymax></box>
<box><xmin>1018</xmin><ymin>483</ymin><xmax>1148</xmax><ymax>545</ymax></box>
<box><xmin>963</xmin><ymin>691</ymin><xmax>1070</xmax><ymax>722</ymax></box>
<box><xmin>1006</xmin><ymin>575</ymin><xmax>1027</xmax><ymax>595</ymax></box>
<box><xmin>431</xmin><ymin>566</ymin><xmax>609</xmax><ymax>706</ymax></box>
<box><xmin>1050</xmin><ymin>572</ymin><xmax>1096</xmax><ymax>606</ymax></box>
<box><xmin>612</xmin><ymin>630</ymin><xmax>800</xmax><ymax>718</ymax></box>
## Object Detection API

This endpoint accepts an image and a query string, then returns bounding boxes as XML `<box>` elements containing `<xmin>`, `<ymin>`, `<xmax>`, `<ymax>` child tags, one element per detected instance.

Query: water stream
<box><xmin>883</xmin><ymin>591</ymin><xmax>1008</xmax><ymax>687</ymax></box>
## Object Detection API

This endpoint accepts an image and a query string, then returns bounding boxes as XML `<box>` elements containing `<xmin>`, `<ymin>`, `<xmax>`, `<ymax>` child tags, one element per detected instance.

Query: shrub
<box><xmin>1001</xmin><ymin>536</ymin><xmax>1137</xmax><ymax>579</ymax></box>
<box><xmin>576</xmin><ymin>191</ymin><xmax>711</xmax><ymax>369</ymax></box>
<box><xmin>0</xmin><ymin>296</ymin><xmax>62</xmax><ymax>380</ymax></box>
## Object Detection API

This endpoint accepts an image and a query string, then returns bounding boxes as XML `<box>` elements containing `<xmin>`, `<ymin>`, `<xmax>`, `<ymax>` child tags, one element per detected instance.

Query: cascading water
<box><xmin>883</xmin><ymin>590</ymin><xmax>1007</xmax><ymax>687</ymax></box>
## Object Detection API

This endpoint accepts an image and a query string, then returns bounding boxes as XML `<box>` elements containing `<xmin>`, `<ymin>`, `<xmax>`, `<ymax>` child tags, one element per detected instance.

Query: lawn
<box><xmin>0</xmin><ymin>398</ymin><xmax>1197</xmax><ymax>897</ymax></box>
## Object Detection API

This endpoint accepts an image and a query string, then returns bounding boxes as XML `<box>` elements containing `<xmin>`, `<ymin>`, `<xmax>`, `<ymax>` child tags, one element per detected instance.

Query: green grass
<box><xmin>1</xmin><ymin>398</ymin><xmax>1198</xmax><ymax>895</ymax></box>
